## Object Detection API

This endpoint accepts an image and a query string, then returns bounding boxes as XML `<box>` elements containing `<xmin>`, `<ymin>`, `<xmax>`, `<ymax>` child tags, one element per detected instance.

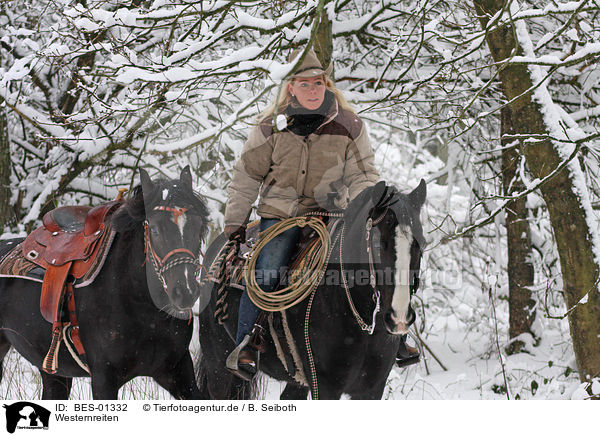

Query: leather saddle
<box><xmin>21</xmin><ymin>199</ymin><xmax>123</xmax><ymax>373</ymax></box>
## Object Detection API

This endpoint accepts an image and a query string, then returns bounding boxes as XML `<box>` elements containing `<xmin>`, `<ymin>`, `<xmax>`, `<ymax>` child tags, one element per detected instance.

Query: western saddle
<box><xmin>21</xmin><ymin>195</ymin><xmax>125</xmax><ymax>374</ymax></box>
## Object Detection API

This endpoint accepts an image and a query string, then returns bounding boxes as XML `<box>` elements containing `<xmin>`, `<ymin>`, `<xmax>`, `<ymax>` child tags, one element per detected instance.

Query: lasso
<box><xmin>243</xmin><ymin>216</ymin><xmax>331</xmax><ymax>312</ymax></box>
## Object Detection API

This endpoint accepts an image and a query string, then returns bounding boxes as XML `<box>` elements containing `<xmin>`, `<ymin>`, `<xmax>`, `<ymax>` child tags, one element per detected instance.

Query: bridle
<box><xmin>143</xmin><ymin>206</ymin><xmax>201</xmax><ymax>292</ymax></box>
<box><xmin>339</xmin><ymin>206</ymin><xmax>388</xmax><ymax>335</ymax></box>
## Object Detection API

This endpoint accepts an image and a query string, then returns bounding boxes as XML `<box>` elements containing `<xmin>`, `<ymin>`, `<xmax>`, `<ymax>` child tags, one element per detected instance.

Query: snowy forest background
<box><xmin>1</xmin><ymin>0</ymin><xmax>600</xmax><ymax>400</ymax></box>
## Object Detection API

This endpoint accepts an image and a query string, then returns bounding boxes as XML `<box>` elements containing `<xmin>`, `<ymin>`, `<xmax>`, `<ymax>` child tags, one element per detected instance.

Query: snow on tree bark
<box><xmin>474</xmin><ymin>0</ymin><xmax>600</xmax><ymax>382</ymax></box>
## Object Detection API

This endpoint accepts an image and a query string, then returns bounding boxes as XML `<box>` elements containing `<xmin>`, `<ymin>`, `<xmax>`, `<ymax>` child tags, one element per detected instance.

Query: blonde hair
<box><xmin>257</xmin><ymin>76</ymin><xmax>356</xmax><ymax>123</ymax></box>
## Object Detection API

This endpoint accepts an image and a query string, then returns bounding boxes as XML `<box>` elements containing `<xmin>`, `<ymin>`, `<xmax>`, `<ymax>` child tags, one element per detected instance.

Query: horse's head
<box><xmin>139</xmin><ymin>166</ymin><xmax>209</xmax><ymax>317</ymax></box>
<box><xmin>343</xmin><ymin>180</ymin><xmax>426</xmax><ymax>335</ymax></box>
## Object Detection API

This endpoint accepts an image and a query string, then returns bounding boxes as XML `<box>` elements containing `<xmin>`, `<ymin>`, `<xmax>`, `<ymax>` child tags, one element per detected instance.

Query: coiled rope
<box><xmin>244</xmin><ymin>216</ymin><xmax>331</xmax><ymax>312</ymax></box>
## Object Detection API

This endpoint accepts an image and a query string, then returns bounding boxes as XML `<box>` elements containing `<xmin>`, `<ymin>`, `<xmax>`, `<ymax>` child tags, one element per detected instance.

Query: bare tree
<box><xmin>0</xmin><ymin>105</ymin><xmax>10</xmax><ymax>228</ymax></box>
<box><xmin>473</xmin><ymin>0</ymin><xmax>600</xmax><ymax>382</ymax></box>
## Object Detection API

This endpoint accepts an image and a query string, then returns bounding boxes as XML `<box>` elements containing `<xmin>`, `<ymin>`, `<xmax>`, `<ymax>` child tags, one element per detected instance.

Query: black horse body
<box><xmin>198</xmin><ymin>180</ymin><xmax>426</xmax><ymax>400</ymax></box>
<box><xmin>0</xmin><ymin>167</ymin><xmax>209</xmax><ymax>399</ymax></box>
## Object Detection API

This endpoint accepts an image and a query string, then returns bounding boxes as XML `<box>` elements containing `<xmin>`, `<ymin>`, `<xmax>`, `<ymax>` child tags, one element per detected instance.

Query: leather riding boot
<box><xmin>396</xmin><ymin>336</ymin><xmax>420</xmax><ymax>368</ymax></box>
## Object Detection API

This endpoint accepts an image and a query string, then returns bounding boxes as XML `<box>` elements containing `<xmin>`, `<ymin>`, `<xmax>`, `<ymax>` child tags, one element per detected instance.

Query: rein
<box><xmin>339</xmin><ymin>206</ymin><xmax>388</xmax><ymax>335</ymax></box>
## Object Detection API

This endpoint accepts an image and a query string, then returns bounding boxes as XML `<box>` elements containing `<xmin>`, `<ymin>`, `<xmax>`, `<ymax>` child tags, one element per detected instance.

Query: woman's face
<box><xmin>288</xmin><ymin>76</ymin><xmax>327</xmax><ymax>111</ymax></box>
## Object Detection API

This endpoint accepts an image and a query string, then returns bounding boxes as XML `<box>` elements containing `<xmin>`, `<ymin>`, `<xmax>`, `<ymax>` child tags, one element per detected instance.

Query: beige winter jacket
<box><xmin>224</xmin><ymin>98</ymin><xmax>379</xmax><ymax>227</ymax></box>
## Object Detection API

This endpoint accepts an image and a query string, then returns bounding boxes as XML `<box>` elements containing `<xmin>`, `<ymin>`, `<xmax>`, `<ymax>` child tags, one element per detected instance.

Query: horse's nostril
<box><xmin>172</xmin><ymin>285</ymin><xmax>185</xmax><ymax>303</ymax></box>
<box><xmin>407</xmin><ymin>305</ymin><xmax>416</xmax><ymax>326</ymax></box>
<box><xmin>170</xmin><ymin>284</ymin><xmax>198</xmax><ymax>309</ymax></box>
<box><xmin>384</xmin><ymin>311</ymin><xmax>395</xmax><ymax>326</ymax></box>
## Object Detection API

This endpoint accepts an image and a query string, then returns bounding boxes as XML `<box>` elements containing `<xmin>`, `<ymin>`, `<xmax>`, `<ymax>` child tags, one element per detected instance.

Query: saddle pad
<box><xmin>0</xmin><ymin>230</ymin><xmax>116</xmax><ymax>288</ymax></box>
<box><xmin>0</xmin><ymin>242</ymin><xmax>44</xmax><ymax>283</ymax></box>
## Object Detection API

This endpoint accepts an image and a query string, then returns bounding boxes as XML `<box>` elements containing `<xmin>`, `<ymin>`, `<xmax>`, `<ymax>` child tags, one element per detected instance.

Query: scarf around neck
<box><xmin>285</xmin><ymin>90</ymin><xmax>335</xmax><ymax>137</ymax></box>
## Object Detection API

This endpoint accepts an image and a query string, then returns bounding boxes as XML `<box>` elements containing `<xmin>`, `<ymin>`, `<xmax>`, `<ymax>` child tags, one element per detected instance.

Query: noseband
<box><xmin>143</xmin><ymin>206</ymin><xmax>200</xmax><ymax>291</ymax></box>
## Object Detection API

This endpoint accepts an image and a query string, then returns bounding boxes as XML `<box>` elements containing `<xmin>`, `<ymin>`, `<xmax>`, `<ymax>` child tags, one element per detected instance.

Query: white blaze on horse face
<box><xmin>176</xmin><ymin>213</ymin><xmax>187</xmax><ymax>241</ymax></box>
<box><xmin>391</xmin><ymin>225</ymin><xmax>412</xmax><ymax>333</ymax></box>
<box><xmin>174</xmin><ymin>213</ymin><xmax>195</xmax><ymax>291</ymax></box>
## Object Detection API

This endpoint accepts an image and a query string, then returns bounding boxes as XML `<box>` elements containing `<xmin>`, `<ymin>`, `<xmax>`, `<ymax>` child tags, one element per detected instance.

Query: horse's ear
<box><xmin>408</xmin><ymin>179</ymin><xmax>427</xmax><ymax>210</ymax></box>
<box><xmin>180</xmin><ymin>165</ymin><xmax>193</xmax><ymax>190</ymax></box>
<box><xmin>372</xmin><ymin>181</ymin><xmax>388</xmax><ymax>207</ymax></box>
<box><xmin>140</xmin><ymin>168</ymin><xmax>154</xmax><ymax>203</ymax></box>
<box><xmin>139</xmin><ymin>168</ymin><xmax>154</xmax><ymax>199</ymax></box>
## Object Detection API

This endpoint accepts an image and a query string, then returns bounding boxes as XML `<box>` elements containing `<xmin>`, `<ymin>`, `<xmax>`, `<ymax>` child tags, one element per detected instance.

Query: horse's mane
<box><xmin>346</xmin><ymin>183</ymin><xmax>424</xmax><ymax>246</ymax></box>
<box><xmin>348</xmin><ymin>184</ymin><xmax>412</xmax><ymax>226</ymax></box>
<box><xmin>110</xmin><ymin>179</ymin><xmax>209</xmax><ymax>240</ymax></box>
<box><xmin>387</xmin><ymin>191</ymin><xmax>413</xmax><ymax>227</ymax></box>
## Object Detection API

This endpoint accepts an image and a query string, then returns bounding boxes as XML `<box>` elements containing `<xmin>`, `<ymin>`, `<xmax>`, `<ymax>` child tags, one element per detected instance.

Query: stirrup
<box><xmin>396</xmin><ymin>353</ymin><xmax>420</xmax><ymax>368</ymax></box>
<box><xmin>226</xmin><ymin>335</ymin><xmax>258</xmax><ymax>381</ymax></box>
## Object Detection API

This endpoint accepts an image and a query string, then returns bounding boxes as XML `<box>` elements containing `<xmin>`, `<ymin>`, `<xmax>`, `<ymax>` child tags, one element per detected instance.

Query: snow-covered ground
<box><xmin>259</xmin><ymin>284</ymin><xmax>583</xmax><ymax>400</ymax></box>
<box><xmin>0</xmin><ymin>280</ymin><xmax>583</xmax><ymax>400</ymax></box>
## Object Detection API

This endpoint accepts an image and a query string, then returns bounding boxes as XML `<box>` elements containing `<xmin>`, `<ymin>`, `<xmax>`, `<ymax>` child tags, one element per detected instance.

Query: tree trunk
<box><xmin>313</xmin><ymin>0</ymin><xmax>333</xmax><ymax>77</ymax></box>
<box><xmin>500</xmin><ymin>106</ymin><xmax>536</xmax><ymax>355</ymax></box>
<box><xmin>474</xmin><ymin>0</ymin><xmax>600</xmax><ymax>381</ymax></box>
<box><xmin>0</xmin><ymin>106</ymin><xmax>12</xmax><ymax>229</ymax></box>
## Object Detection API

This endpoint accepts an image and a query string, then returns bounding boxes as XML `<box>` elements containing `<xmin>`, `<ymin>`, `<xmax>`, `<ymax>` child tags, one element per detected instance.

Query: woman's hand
<box><xmin>224</xmin><ymin>225</ymin><xmax>246</xmax><ymax>242</ymax></box>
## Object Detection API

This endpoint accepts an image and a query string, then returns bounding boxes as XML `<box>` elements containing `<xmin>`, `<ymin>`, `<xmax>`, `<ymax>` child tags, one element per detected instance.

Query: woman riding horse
<box><xmin>223</xmin><ymin>48</ymin><xmax>418</xmax><ymax>380</ymax></box>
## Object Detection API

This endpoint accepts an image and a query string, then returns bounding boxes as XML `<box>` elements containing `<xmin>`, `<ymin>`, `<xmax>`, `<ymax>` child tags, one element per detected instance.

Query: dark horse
<box><xmin>0</xmin><ymin>167</ymin><xmax>209</xmax><ymax>399</ymax></box>
<box><xmin>197</xmin><ymin>180</ymin><xmax>426</xmax><ymax>399</ymax></box>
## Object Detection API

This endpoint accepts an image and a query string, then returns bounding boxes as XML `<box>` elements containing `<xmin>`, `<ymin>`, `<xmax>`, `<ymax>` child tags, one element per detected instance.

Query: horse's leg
<box><xmin>346</xmin><ymin>366</ymin><xmax>390</xmax><ymax>400</ymax></box>
<box><xmin>280</xmin><ymin>383</ymin><xmax>309</xmax><ymax>400</ymax></box>
<box><xmin>311</xmin><ymin>378</ymin><xmax>344</xmax><ymax>400</ymax></box>
<box><xmin>40</xmin><ymin>372</ymin><xmax>72</xmax><ymax>400</ymax></box>
<box><xmin>199</xmin><ymin>355</ymin><xmax>252</xmax><ymax>400</ymax></box>
<box><xmin>152</xmin><ymin>352</ymin><xmax>205</xmax><ymax>400</ymax></box>
<box><xmin>90</xmin><ymin>370</ymin><xmax>122</xmax><ymax>400</ymax></box>
<box><xmin>348</xmin><ymin>381</ymin><xmax>387</xmax><ymax>400</ymax></box>
<box><xmin>0</xmin><ymin>332</ymin><xmax>12</xmax><ymax>383</ymax></box>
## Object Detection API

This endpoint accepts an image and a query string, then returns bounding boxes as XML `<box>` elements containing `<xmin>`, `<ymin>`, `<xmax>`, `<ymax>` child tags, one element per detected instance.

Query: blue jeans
<box><xmin>235</xmin><ymin>218</ymin><xmax>300</xmax><ymax>345</ymax></box>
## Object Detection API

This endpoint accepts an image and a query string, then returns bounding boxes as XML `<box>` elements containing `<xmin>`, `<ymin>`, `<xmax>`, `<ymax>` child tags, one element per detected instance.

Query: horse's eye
<box><xmin>150</xmin><ymin>226</ymin><xmax>159</xmax><ymax>235</ymax></box>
